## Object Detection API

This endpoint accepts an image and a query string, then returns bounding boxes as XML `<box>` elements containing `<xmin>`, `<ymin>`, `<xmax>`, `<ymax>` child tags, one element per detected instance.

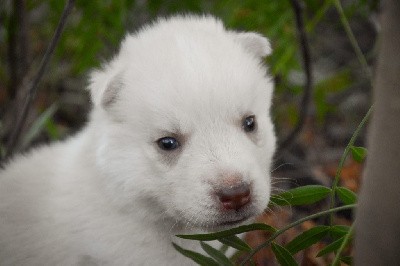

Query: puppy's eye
<box><xmin>157</xmin><ymin>137</ymin><xmax>180</xmax><ymax>151</ymax></box>
<box><xmin>242</xmin><ymin>115</ymin><xmax>256</xmax><ymax>132</ymax></box>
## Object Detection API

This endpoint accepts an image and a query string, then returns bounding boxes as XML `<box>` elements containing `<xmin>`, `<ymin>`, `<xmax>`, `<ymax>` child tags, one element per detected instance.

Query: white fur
<box><xmin>0</xmin><ymin>15</ymin><xmax>276</xmax><ymax>265</ymax></box>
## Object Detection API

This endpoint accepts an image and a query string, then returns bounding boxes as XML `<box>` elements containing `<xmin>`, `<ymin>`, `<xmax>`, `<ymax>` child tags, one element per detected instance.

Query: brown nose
<box><xmin>216</xmin><ymin>183</ymin><xmax>251</xmax><ymax>211</ymax></box>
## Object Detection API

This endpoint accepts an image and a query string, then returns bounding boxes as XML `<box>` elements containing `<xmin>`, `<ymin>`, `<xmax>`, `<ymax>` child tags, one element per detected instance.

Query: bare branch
<box><xmin>277</xmin><ymin>0</ymin><xmax>313</xmax><ymax>154</ymax></box>
<box><xmin>7</xmin><ymin>0</ymin><xmax>29</xmax><ymax>99</ymax></box>
<box><xmin>5</xmin><ymin>0</ymin><xmax>75</xmax><ymax>158</ymax></box>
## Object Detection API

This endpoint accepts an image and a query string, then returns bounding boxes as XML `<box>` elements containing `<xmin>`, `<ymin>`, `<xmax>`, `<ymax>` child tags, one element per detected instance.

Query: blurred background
<box><xmin>0</xmin><ymin>0</ymin><xmax>379</xmax><ymax>264</ymax></box>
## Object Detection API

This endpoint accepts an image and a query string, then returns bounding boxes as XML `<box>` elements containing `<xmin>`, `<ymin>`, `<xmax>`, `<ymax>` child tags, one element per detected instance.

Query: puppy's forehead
<box><xmin>121</xmin><ymin>37</ymin><xmax>268</xmax><ymax>110</ymax></box>
<box><xmin>114</xmin><ymin>18</ymin><xmax>272</xmax><ymax>130</ymax></box>
<box><xmin>121</xmin><ymin>64</ymin><xmax>267</xmax><ymax>128</ymax></box>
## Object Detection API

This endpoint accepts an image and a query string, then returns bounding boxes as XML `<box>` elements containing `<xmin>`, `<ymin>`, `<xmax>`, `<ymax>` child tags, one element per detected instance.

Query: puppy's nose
<box><xmin>216</xmin><ymin>183</ymin><xmax>251</xmax><ymax>211</ymax></box>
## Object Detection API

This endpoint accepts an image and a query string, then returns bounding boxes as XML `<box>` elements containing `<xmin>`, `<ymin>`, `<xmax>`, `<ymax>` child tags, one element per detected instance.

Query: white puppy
<box><xmin>0</xmin><ymin>15</ymin><xmax>276</xmax><ymax>265</ymax></box>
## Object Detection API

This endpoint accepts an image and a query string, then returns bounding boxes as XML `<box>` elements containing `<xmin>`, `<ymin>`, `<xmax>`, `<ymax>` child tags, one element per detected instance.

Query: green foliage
<box><xmin>340</xmin><ymin>256</ymin><xmax>353</xmax><ymax>265</ymax></box>
<box><xmin>172</xmin><ymin>242</ymin><xmax>219</xmax><ymax>266</ymax></box>
<box><xmin>336</xmin><ymin>187</ymin><xmax>357</xmax><ymax>205</ymax></box>
<box><xmin>350</xmin><ymin>146</ymin><xmax>368</xmax><ymax>162</ymax></box>
<box><xmin>63</xmin><ymin>0</ymin><xmax>135</xmax><ymax>74</ymax></box>
<box><xmin>285</xmin><ymin>226</ymin><xmax>330</xmax><ymax>254</ymax></box>
<box><xmin>177</xmin><ymin>223</ymin><xmax>276</xmax><ymax>241</ymax></box>
<box><xmin>329</xmin><ymin>225</ymin><xmax>350</xmax><ymax>239</ymax></box>
<box><xmin>313</xmin><ymin>70</ymin><xmax>353</xmax><ymax>122</ymax></box>
<box><xmin>271</xmin><ymin>243</ymin><xmax>298</xmax><ymax>266</ymax></box>
<box><xmin>45</xmin><ymin>118</ymin><xmax>61</xmax><ymax>140</ymax></box>
<box><xmin>200</xmin><ymin>242</ymin><xmax>233</xmax><ymax>266</ymax></box>
<box><xmin>270</xmin><ymin>185</ymin><xmax>331</xmax><ymax>206</ymax></box>
<box><xmin>174</xmin><ymin>204</ymin><xmax>356</xmax><ymax>265</ymax></box>
<box><xmin>25</xmin><ymin>0</ymin><xmax>136</xmax><ymax>75</ymax></box>
<box><xmin>218</xmin><ymin>235</ymin><xmax>251</xmax><ymax>252</ymax></box>
<box><xmin>316</xmin><ymin>236</ymin><xmax>350</xmax><ymax>257</ymax></box>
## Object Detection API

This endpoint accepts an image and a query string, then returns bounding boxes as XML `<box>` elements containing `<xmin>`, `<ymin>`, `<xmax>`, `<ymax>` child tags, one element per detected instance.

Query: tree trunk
<box><xmin>355</xmin><ymin>0</ymin><xmax>400</xmax><ymax>264</ymax></box>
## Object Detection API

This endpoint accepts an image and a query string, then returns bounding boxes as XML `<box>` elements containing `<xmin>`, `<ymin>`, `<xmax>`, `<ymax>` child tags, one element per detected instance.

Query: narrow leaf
<box><xmin>336</xmin><ymin>187</ymin><xmax>357</xmax><ymax>205</ymax></box>
<box><xmin>350</xmin><ymin>146</ymin><xmax>367</xmax><ymax>162</ymax></box>
<box><xmin>271</xmin><ymin>242</ymin><xmax>298</xmax><ymax>266</ymax></box>
<box><xmin>177</xmin><ymin>223</ymin><xmax>276</xmax><ymax>241</ymax></box>
<box><xmin>200</xmin><ymin>242</ymin><xmax>233</xmax><ymax>266</ymax></box>
<box><xmin>316</xmin><ymin>236</ymin><xmax>352</xmax><ymax>257</ymax></box>
<box><xmin>172</xmin><ymin>242</ymin><xmax>219</xmax><ymax>266</ymax></box>
<box><xmin>329</xmin><ymin>225</ymin><xmax>350</xmax><ymax>239</ymax></box>
<box><xmin>218</xmin><ymin>235</ymin><xmax>251</xmax><ymax>252</ymax></box>
<box><xmin>219</xmin><ymin>244</ymin><xmax>229</xmax><ymax>254</ymax></box>
<box><xmin>286</xmin><ymin>226</ymin><xmax>330</xmax><ymax>254</ymax></box>
<box><xmin>270</xmin><ymin>185</ymin><xmax>331</xmax><ymax>206</ymax></box>
<box><xmin>340</xmin><ymin>256</ymin><xmax>353</xmax><ymax>265</ymax></box>
<box><xmin>21</xmin><ymin>103</ymin><xmax>59</xmax><ymax>148</ymax></box>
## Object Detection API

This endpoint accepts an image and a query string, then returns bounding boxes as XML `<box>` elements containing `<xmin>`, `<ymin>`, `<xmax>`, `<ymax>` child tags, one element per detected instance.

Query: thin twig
<box><xmin>333</xmin><ymin>0</ymin><xmax>372</xmax><ymax>79</ymax></box>
<box><xmin>7</xmin><ymin>0</ymin><xmax>29</xmax><ymax>99</ymax></box>
<box><xmin>5</xmin><ymin>0</ymin><xmax>75</xmax><ymax>158</ymax></box>
<box><xmin>278</xmin><ymin>0</ymin><xmax>313</xmax><ymax>153</ymax></box>
<box><xmin>328</xmin><ymin>105</ymin><xmax>373</xmax><ymax>224</ymax></box>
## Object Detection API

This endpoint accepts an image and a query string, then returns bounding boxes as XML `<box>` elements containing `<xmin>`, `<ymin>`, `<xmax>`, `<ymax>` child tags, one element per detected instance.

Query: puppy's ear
<box><xmin>100</xmin><ymin>73</ymin><xmax>124</xmax><ymax>108</ymax></box>
<box><xmin>232</xmin><ymin>32</ymin><xmax>272</xmax><ymax>58</ymax></box>
<box><xmin>88</xmin><ymin>65</ymin><xmax>123</xmax><ymax>108</ymax></box>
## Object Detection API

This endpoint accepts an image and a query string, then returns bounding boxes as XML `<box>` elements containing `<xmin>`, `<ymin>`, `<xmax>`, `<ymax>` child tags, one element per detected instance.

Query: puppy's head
<box><xmin>89</xmin><ymin>15</ymin><xmax>276</xmax><ymax>230</ymax></box>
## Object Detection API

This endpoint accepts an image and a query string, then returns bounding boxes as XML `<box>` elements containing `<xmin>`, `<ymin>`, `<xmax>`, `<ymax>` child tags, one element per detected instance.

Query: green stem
<box><xmin>329</xmin><ymin>106</ymin><xmax>373</xmax><ymax>225</ymax></box>
<box><xmin>332</xmin><ymin>221</ymin><xmax>355</xmax><ymax>266</ymax></box>
<box><xmin>306</xmin><ymin>0</ymin><xmax>332</xmax><ymax>32</ymax></box>
<box><xmin>333</xmin><ymin>0</ymin><xmax>371</xmax><ymax>78</ymax></box>
<box><xmin>240</xmin><ymin>204</ymin><xmax>356</xmax><ymax>265</ymax></box>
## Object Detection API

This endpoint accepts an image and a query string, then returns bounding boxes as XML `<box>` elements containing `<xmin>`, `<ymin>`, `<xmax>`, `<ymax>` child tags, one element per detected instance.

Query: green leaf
<box><xmin>336</xmin><ymin>187</ymin><xmax>357</xmax><ymax>205</ymax></box>
<box><xmin>200</xmin><ymin>242</ymin><xmax>233</xmax><ymax>266</ymax></box>
<box><xmin>270</xmin><ymin>185</ymin><xmax>331</xmax><ymax>206</ymax></box>
<box><xmin>286</xmin><ymin>226</ymin><xmax>330</xmax><ymax>254</ymax></box>
<box><xmin>340</xmin><ymin>256</ymin><xmax>353</xmax><ymax>265</ymax></box>
<box><xmin>218</xmin><ymin>235</ymin><xmax>251</xmax><ymax>252</ymax></box>
<box><xmin>45</xmin><ymin>118</ymin><xmax>61</xmax><ymax>140</ymax></box>
<box><xmin>271</xmin><ymin>242</ymin><xmax>298</xmax><ymax>266</ymax></box>
<box><xmin>176</xmin><ymin>223</ymin><xmax>276</xmax><ymax>241</ymax></box>
<box><xmin>172</xmin><ymin>242</ymin><xmax>219</xmax><ymax>266</ymax></box>
<box><xmin>21</xmin><ymin>103</ymin><xmax>59</xmax><ymax>149</ymax></box>
<box><xmin>329</xmin><ymin>225</ymin><xmax>350</xmax><ymax>239</ymax></box>
<box><xmin>219</xmin><ymin>243</ymin><xmax>229</xmax><ymax>254</ymax></box>
<box><xmin>316</xmin><ymin>236</ymin><xmax>349</xmax><ymax>257</ymax></box>
<box><xmin>350</xmin><ymin>146</ymin><xmax>367</xmax><ymax>162</ymax></box>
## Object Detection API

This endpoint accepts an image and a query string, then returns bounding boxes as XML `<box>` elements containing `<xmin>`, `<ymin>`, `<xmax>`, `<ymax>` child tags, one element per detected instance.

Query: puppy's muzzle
<box><xmin>216</xmin><ymin>183</ymin><xmax>251</xmax><ymax>211</ymax></box>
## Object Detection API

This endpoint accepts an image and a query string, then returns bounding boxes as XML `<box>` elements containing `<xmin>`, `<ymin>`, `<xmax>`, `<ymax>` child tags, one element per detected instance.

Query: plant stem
<box><xmin>5</xmin><ymin>0</ymin><xmax>75</xmax><ymax>158</ymax></box>
<box><xmin>306</xmin><ymin>0</ymin><xmax>332</xmax><ymax>32</ymax></box>
<box><xmin>240</xmin><ymin>204</ymin><xmax>356</xmax><ymax>265</ymax></box>
<box><xmin>329</xmin><ymin>106</ymin><xmax>373</xmax><ymax>225</ymax></box>
<box><xmin>332</xmin><ymin>221</ymin><xmax>355</xmax><ymax>266</ymax></box>
<box><xmin>333</xmin><ymin>0</ymin><xmax>371</xmax><ymax>78</ymax></box>
<box><xmin>8</xmin><ymin>0</ymin><xmax>29</xmax><ymax>98</ymax></box>
<box><xmin>278</xmin><ymin>0</ymin><xmax>313</xmax><ymax>153</ymax></box>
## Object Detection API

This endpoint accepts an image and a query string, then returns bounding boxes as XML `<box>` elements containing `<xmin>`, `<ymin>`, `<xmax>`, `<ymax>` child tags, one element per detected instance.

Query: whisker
<box><xmin>270</xmin><ymin>163</ymin><xmax>294</xmax><ymax>173</ymax></box>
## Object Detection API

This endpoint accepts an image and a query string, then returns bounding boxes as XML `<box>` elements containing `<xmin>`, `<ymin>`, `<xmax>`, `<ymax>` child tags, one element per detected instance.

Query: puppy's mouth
<box><xmin>218</xmin><ymin>216</ymin><xmax>250</xmax><ymax>226</ymax></box>
<box><xmin>212</xmin><ymin>208</ymin><xmax>257</xmax><ymax>229</ymax></box>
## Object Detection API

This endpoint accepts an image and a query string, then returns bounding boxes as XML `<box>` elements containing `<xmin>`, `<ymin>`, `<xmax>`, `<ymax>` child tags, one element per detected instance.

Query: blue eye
<box><xmin>243</xmin><ymin>115</ymin><xmax>256</xmax><ymax>132</ymax></box>
<box><xmin>157</xmin><ymin>137</ymin><xmax>180</xmax><ymax>151</ymax></box>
